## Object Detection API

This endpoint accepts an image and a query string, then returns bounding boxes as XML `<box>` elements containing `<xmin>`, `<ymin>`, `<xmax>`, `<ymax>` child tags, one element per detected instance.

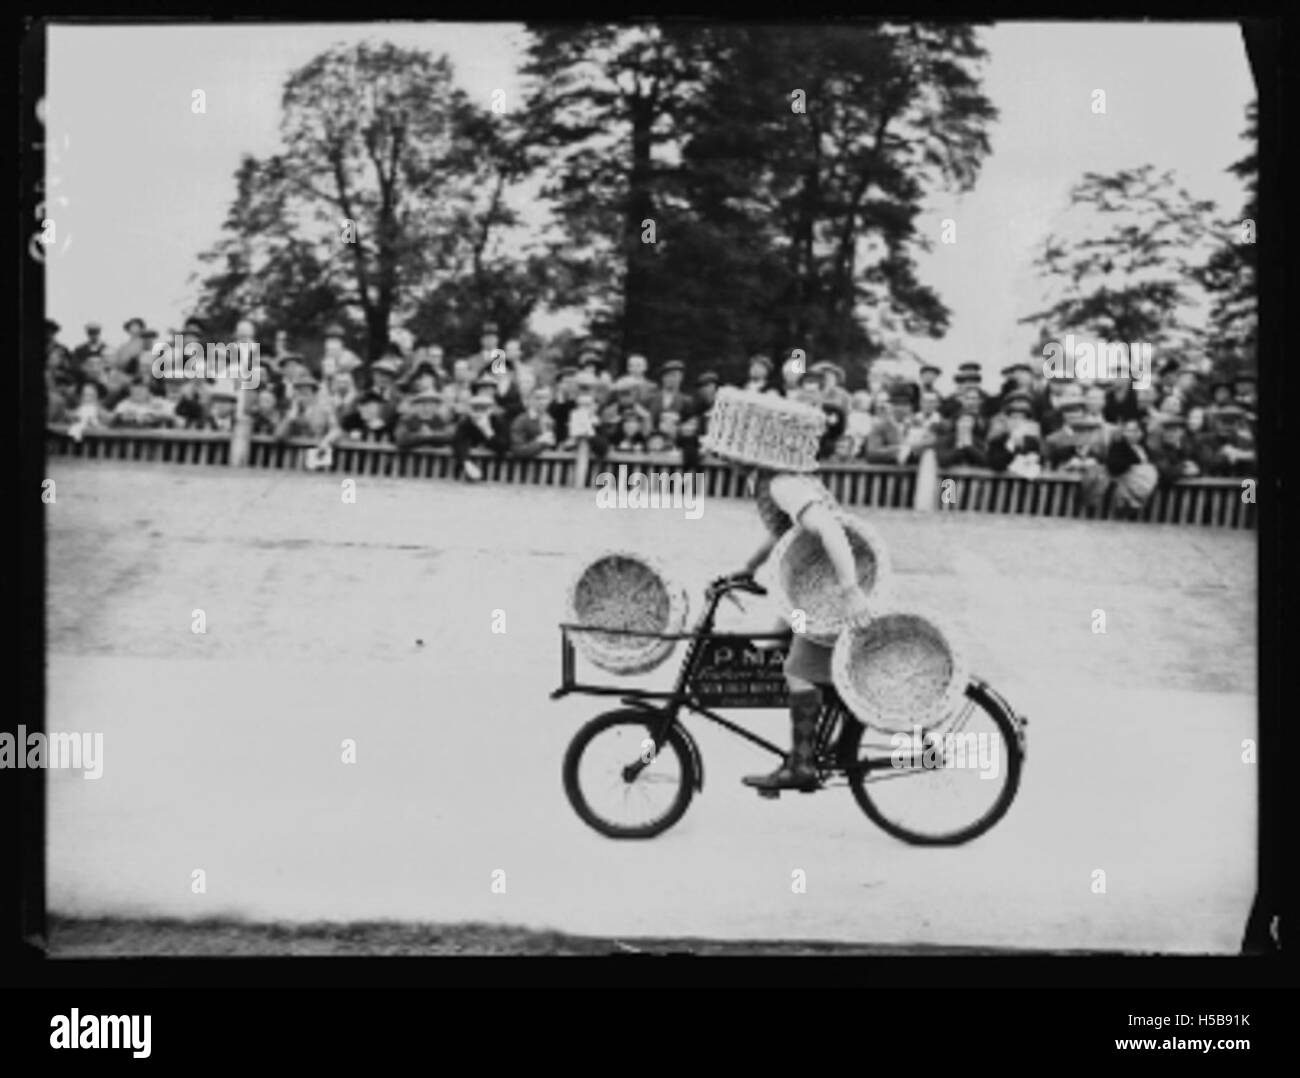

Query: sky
<box><xmin>45</xmin><ymin>21</ymin><xmax>1254</xmax><ymax>377</ymax></box>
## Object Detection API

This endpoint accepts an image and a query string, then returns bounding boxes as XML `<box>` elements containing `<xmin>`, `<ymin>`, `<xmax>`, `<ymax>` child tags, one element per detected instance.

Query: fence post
<box><xmin>572</xmin><ymin>438</ymin><xmax>590</xmax><ymax>490</ymax></box>
<box><xmin>230</xmin><ymin>384</ymin><xmax>253</xmax><ymax>468</ymax></box>
<box><xmin>914</xmin><ymin>448</ymin><xmax>939</xmax><ymax>512</ymax></box>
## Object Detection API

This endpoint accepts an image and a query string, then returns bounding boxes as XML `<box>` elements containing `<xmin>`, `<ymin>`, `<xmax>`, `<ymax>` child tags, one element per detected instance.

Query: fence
<box><xmin>45</xmin><ymin>426</ymin><xmax>1256</xmax><ymax>529</ymax></box>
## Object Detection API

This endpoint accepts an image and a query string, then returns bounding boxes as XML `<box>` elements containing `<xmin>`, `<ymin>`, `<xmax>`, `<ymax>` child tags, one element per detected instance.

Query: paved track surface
<box><xmin>45</xmin><ymin>461</ymin><xmax>1257</xmax><ymax>952</ymax></box>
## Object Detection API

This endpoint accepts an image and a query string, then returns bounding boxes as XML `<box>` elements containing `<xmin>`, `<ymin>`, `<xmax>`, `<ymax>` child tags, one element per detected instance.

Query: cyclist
<box><xmin>702</xmin><ymin>387</ymin><xmax>874</xmax><ymax>792</ymax></box>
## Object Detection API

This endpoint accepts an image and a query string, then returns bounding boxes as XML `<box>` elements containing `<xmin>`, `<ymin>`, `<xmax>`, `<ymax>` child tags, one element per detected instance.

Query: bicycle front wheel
<box><xmin>562</xmin><ymin>710</ymin><xmax>696</xmax><ymax>839</ymax></box>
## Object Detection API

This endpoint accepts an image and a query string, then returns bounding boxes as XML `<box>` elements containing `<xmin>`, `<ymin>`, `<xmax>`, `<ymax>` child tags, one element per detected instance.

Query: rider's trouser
<box><xmin>775</xmin><ymin>616</ymin><xmax>835</xmax><ymax>687</ymax></box>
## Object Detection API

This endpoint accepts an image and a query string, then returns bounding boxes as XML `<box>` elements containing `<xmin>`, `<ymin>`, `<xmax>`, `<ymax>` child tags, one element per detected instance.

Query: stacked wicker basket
<box><xmin>769</xmin><ymin>511</ymin><xmax>967</xmax><ymax>732</ymax></box>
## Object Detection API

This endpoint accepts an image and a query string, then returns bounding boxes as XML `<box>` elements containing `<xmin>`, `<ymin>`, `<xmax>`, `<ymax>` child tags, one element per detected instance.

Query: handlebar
<box><xmin>706</xmin><ymin>573</ymin><xmax>768</xmax><ymax>599</ymax></box>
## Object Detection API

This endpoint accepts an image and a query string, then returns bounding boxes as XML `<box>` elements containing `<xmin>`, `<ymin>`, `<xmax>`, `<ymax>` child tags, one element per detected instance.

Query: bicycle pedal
<box><xmin>756</xmin><ymin>789</ymin><xmax>780</xmax><ymax>800</ymax></box>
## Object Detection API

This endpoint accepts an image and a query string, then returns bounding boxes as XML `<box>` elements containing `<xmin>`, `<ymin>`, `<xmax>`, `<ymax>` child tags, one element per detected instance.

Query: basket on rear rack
<box><xmin>565</xmin><ymin>551</ymin><xmax>689</xmax><ymax>676</ymax></box>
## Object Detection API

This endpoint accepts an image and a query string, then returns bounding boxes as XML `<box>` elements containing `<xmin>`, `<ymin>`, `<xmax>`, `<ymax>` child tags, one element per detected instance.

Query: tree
<box><xmin>1195</xmin><ymin>101</ymin><xmax>1257</xmax><ymax>378</ymax></box>
<box><xmin>1018</xmin><ymin>165</ymin><xmax>1221</xmax><ymax>364</ymax></box>
<box><xmin>520</xmin><ymin>22</ymin><xmax>997</xmax><ymax>380</ymax></box>
<box><xmin>191</xmin><ymin>43</ymin><xmax>502</xmax><ymax>359</ymax></box>
<box><xmin>519</xmin><ymin>24</ymin><xmax>713</xmax><ymax>360</ymax></box>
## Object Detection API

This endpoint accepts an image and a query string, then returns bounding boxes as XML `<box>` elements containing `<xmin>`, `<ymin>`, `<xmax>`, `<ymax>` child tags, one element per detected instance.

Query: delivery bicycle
<box><xmin>552</xmin><ymin>574</ymin><xmax>1028</xmax><ymax>844</ymax></box>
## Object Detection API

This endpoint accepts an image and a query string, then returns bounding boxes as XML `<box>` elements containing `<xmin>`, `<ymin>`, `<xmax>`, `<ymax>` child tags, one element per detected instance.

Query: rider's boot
<box><xmin>743</xmin><ymin>688</ymin><xmax>821</xmax><ymax>792</ymax></box>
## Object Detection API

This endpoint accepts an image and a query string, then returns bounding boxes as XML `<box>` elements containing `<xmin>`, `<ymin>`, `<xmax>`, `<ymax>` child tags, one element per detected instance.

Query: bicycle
<box><xmin>552</xmin><ymin>573</ymin><xmax>1028</xmax><ymax>844</ymax></box>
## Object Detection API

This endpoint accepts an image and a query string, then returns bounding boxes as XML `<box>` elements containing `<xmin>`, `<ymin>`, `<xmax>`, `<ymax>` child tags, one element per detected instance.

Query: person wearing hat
<box><xmin>231</xmin><ymin>318</ymin><xmax>259</xmax><ymax>377</ymax></box>
<box><xmin>698</xmin><ymin>388</ymin><xmax>874</xmax><ymax>793</ymax></box>
<box><xmin>366</xmin><ymin>356</ymin><xmax>405</xmax><ymax>416</ymax></box>
<box><xmin>321</xmin><ymin>323</ymin><xmax>364</xmax><ymax>377</ymax></box>
<box><xmin>992</xmin><ymin>361</ymin><xmax>1035</xmax><ymax>417</ymax></box>
<box><xmin>934</xmin><ymin>384</ymin><xmax>990</xmax><ymax>468</ymax></box>
<box><xmin>1102</xmin><ymin>374</ymin><xmax>1142</xmax><ymax>425</ymax></box>
<box><xmin>576</xmin><ymin>349</ymin><xmax>614</xmax><ymax>404</ymax></box>
<box><xmin>336</xmin><ymin>387</ymin><xmax>394</xmax><ymax>444</ymax></box>
<box><xmin>391</xmin><ymin>388</ymin><xmax>455</xmax><ymax>450</ymax></box>
<box><xmin>864</xmin><ymin>384</ymin><xmax>918</xmax><ymax>464</ymax></box>
<box><xmin>988</xmin><ymin>387</ymin><xmax>1044</xmax><ymax>442</ymax></box>
<box><xmin>906</xmin><ymin>362</ymin><xmax>942</xmax><ymax>412</ymax></box>
<box><xmin>675</xmin><ymin>371</ymin><xmax>720</xmax><ymax>470</ymax></box>
<box><xmin>46</xmin><ymin>319</ymin><xmax>73</xmax><ymax>377</ymax></box>
<box><xmin>466</xmin><ymin>321</ymin><xmax>502</xmax><ymax>379</ymax></box>
<box><xmin>1105</xmin><ymin>417</ymin><xmax>1161</xmax><ymax>517</ymax></box>
<box><xmin>1146</xmin><ymin>413</ymin><xmax>1202</xmax><ymax>487</ymax></box>
<box><xmin>909</xmin><ymin>388</ymin><xmax>946</xmax><ymax>453</ymax></box>
<box><xmin>548</xmin><ymin>366</ymin><xmax>581</xmax><ymax>444</ymax></box>
<box><xmin>64</xmin><ymin>379</ymin><xmax>113</xmax><ymax>440</ymax></box>
<box><xmin>1043</xmin><ymin>397</ymin><xmax>1098</xmax><ymax>469</ymax></box>
<box><xmin>744</xmin><ymin>354</ymin><xmax>775</xmax><ymax>395</ymax></box>
<box><xmin>275</xmin><ymin>371</ymin><xmax>340</xmax><ymax>446</ymax></box>
<box><xmin>621</xmin><ymin>353</ymin><xmax>655</xmax><ymax>405</ymax></box>
<box><xmin>508</xmin><ymin>384</ymin><xmax>561</xmax><ymax>458</ymax></box>
<box><xmin>451</xmin><ymin>379</ymin><xmax>510</xmax><ymax>481</ymax></box>
<box><xmin>686</xmin><ymin>369</ymin><xmax>721</xmax><ymax>427</ymax></box>
<box><xmin>816</xmin><ymin>361</ymin><xmax>851</xmax><ymax>413</ymax></box>
<box><xmin>270</xmin><ymin>352</ymin><xmax>304</xmax><ymax>394</ymax></box>
<box><xmin>1202</xmin><ymin>403</ymin><xmax>1256</xmax><ymax>476</ymax></box>
<box><xmin>791</xmin><ymin>367</ymin><xmax>824</xmax><ymax>409</ymax></box>
<box><xmin>438</xmin><ymin>358</ymin><xmax>473</xmax><ymax>416</ymax></box>
<box><xmin>952</xmin><ymin>361</ymin><xmax>999</xmax><ymax>420</ymax></box>
<box><xmin>109</xmin><ymin>377</ymin><xmax>165</xmax><ymax>430</ymax></box>
<box><xmin>201</xmin><ymin>386</ymin><xmax>240</xmax><ymax>433</ymax></box>
<box><xmin>818</xmin><ymin>397</ymin><xmax>850</xmax><ymax>462</ymax></box>
<box><xmin>472</xmin><ymin>357</ymin><xmax>524</xmax><ymax>421</ymax></box>
<box><xmin>108</xmin><ymin>319</ymin><xmax>145</xmax><ymax>377</ymax></box>
<box><xmin>561</xmin><ymin>376</ymin><xmax>607</xmax><ymax>453</ymax></box>
<box><xmin>986</xmin><ymin>391</ymin><xmax>1043</xmax><ymax>474</ymax></box>
<box><xmin>507</xmin><ymin>338</ymin><xmax>553</xmax><ymax>398</ymax></box>
<box><xmin>1171</xmin><ymin>364</ymin><xmax>1209</xmax><ymax>410</ymax></box>
<box><xmin>245</xmin><ymin>383</ymin><xmax>284</xmax><ymax>436</ymax></box>
<box><xmin>72</xmin><ymin>321</ymin><xmax>109</xmax><ymax>372</ymax></box>
<box><xmin>116</xmin><ymin>327</ymin><xmax>160</xmax><ymax>382</ymax></box>
<box><xmin>648</xmin><ymin>359</ymin><xmax>690</xmax><ymax>430</ymax></box>
<box><xmin>611</xmin><ymin>374</ymin><xmax>653</xmax><ymax>427</ymax></box>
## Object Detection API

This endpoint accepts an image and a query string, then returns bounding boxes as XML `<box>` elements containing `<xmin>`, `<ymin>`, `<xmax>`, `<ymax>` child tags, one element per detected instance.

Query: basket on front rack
<box><xmin>770</xmin><ymin>510</ymin><xmax>891</xmax><ymax>646</ymax></box>
<box><xmin>830</xmin><ymin>608</ymin><xmax>967</xmax><ymax>732</ymax></box>
<box><xmin>566</xmin><ymin>551</ymin><xmax>690</xmax><ymax>676</ymax></box>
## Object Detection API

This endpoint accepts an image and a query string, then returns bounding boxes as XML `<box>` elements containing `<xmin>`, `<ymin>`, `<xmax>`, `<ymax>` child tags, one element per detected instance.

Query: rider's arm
<box><xmin>739</xmin><ymin>535</ymin><xmax>776</xmax><ymax>577</ymax></box>
<box><xmin>767</xmin><ymin>476</ymin><xmax>858</xmax><ymax>591</ymax></box>
<box><xmin>797</xmin><ymin>503</ymin><xmax>859</xmax><ymax>591</ymax></box>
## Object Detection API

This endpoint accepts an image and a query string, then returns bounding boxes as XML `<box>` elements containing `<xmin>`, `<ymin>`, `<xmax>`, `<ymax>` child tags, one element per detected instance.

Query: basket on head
<box><xmin>566</xmin><ymin>551</ymin><xmax>689</xmax><ymax>676</ymax></box>
<box><xmin>770</xmin><ymin>511</ymin><xmax>891</xmax><ymax>645</ymax></box>
<box><xmin>831</xmin><ymin>609</ymin><xmax>968</xmax><ymax>732</ymax></box>
<box><xmin>701</xmin><ymin>386</ymin><xmax>826</xmax><ymax>473</ymax></box>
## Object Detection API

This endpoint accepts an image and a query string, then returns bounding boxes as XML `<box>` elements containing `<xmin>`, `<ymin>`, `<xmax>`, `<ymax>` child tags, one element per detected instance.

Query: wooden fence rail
<box><xmin>45</xmin><ymin>427</ymin><xmax>1255</xmax><ymax>529</ymax></box>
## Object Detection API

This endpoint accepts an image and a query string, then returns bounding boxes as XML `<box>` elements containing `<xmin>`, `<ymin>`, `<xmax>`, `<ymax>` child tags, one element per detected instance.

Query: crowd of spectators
<box><xmin>46</xmin><ymin>315</ymin><xmax>1257</xmax><ymax>504</ymax></box>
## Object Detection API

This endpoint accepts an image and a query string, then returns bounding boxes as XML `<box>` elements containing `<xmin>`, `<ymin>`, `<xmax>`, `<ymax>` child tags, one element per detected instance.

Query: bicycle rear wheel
<box><xmin>563</xmin><ymin>710</ymin><xmax>696</xmax><ymax>839</ymax></box>
<box><xmin>843</xmin><ymin>680</ymin><xmax>1024</xmax><ymax>845</ymax></box>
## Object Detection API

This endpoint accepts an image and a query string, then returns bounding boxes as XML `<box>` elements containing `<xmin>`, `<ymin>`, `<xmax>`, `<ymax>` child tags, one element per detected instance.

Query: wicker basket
<box><xmin>566</xmin><ymin>551</ymin><xmax>689</xmax><ymax>676</ymax></box>
<box><xmin>770</xmin><ymin>511</ymin><xmax>891</xmax><ymax>645</ymax></box>
<box><xmin>701</xmin><ymin>387</ymin><xmax>825</xmax><ymax>473</ymax></box>
<box><xmin>830</xmin><ymin>609</ymin><xmax>968</xmax><ymax>732</ymax></box>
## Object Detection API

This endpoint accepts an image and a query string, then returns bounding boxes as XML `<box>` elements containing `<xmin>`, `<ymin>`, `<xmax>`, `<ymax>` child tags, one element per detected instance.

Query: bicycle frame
<box><xmin>552</xmin><ymin>582</ymin><xmax>849</xmax><ymax>764</ymax></box>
